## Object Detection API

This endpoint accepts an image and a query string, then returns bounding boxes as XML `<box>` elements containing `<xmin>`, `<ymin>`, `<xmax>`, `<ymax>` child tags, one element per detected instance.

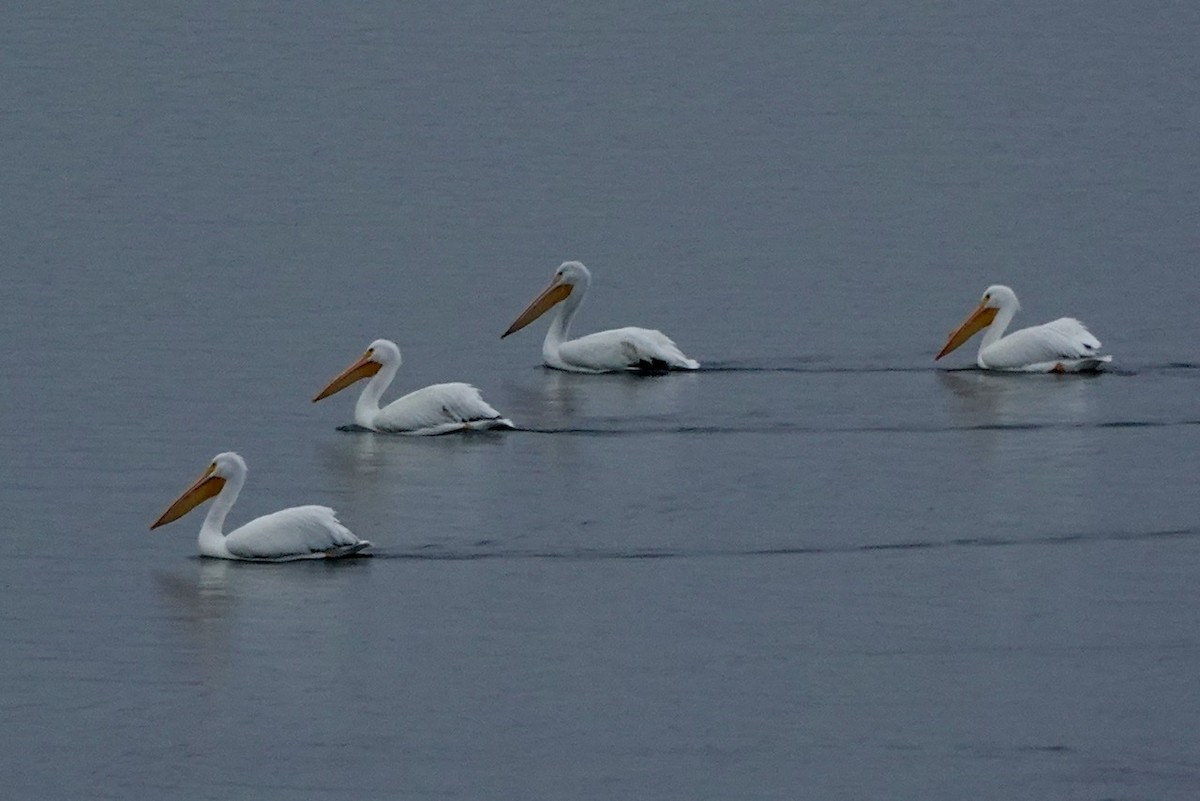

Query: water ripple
<box><xmin>700</xmin><ymin>360</ymin><xmax>1200</xmax><ymax>376</ymax></box>
<box><xmin>520</xmin><ymin>419</ymin><xmax>1200</xmax><ymax>436</ymax></box>
<box><xmin>369</xmin><ymin>526</ymin><xmax>1200</xmax><ymax>562</ymax></box>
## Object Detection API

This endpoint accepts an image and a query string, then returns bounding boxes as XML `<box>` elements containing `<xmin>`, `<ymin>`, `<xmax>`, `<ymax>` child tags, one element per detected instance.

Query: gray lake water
<box><xmin>3</xmin><ymin>3</ymin><xmax>1199</xmax><ymax>799</ymax></box>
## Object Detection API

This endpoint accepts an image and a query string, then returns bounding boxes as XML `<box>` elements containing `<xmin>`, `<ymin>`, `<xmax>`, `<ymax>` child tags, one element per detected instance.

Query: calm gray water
<box><xmin>3</xmin><ymin>3</ymin><xmax>1199</xmax><ymax>799</ymax></box>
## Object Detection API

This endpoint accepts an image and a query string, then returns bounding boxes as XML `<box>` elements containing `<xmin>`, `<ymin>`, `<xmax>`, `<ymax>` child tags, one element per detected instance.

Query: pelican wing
<box><xmin>980</xmin><ymin>317</ymin><xmax>1105</xmax><ymax>371</ymax></box>
<box><xmin>224</xmin><ymin>506</ymin><xmax>368</xmax><ymax>561</ymax></box>
<box><xmin>558</xmin><ymin>327</ymin><xmax>700</xmax><ymax>373</ymax></box>
<box><xmin>374</xmin><ymin>382</ymin><xmax>514</xmax><ymax>434</ymax></box>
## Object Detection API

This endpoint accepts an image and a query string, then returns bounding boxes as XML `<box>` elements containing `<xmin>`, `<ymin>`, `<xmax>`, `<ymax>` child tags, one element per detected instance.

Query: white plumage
<box><xmin>936</xmin><ymin>285</ymin><xmax>1111</xmax><ymax>372</ymax></box>
<box><xmin>502</xmin><ymin>261</ymin><xmax>699</xmax><ymax>373</ymax></box>
<box><xmin>554</xmin><ymin>326</ymin><xmax>698</xmax><ymax>374</ymax></box>
<box><xmin>151</xmin><ymin>452</ymin><xmax>370</xmax><ymax>561</ymax></box>
<box><xmin>313</xmin><ymin>339</ymin><xmax>514</xmax><ymax>434</ymax></box>
<box><xmin>977</xmin><ymin>316</ymin><xmax>1104</xmax><ymax>371</ymax></box>
<box><xmin>366</xmin><ymin>381</ymin><xmax>511</xmax><ymax>434</ymax></box>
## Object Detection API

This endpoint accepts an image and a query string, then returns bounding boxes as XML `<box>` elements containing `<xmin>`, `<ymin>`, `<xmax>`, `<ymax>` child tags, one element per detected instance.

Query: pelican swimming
<box><xmin>936</xmin><ymin>285</ymin><xmax>1112</xmax><ymax>372</ymax></box>
<box><xmin>313</xmin><ymin>339</ymin><xmax>514</xmax><ymax>434</ymax></box>
<box><xmin>150</xmin><ymin>452</ymin><xmax>370</xmax><ymax>560</ymax></box>
<box><xmin>501</xmin><ymin>261</ymin><xmax>699</xmax><ymax>373</ymax></box>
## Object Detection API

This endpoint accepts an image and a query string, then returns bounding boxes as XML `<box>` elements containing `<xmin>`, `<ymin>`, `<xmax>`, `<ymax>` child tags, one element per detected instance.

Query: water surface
<box><xmin>2</xmin><ymin>2</ymin><xmax>1199</xmax><ymax>799</ymax></box>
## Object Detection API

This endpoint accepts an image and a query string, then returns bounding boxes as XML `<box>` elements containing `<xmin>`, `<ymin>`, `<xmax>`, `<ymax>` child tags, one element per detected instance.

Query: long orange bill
<box><xmin>936</xmin><ymin>303</ymin><xmax>999</xmax><ymax>360</ymax></box>
<box><xmin>151</xmin><ymin>464</ymin><xmax>227</xmax><ymax>530</ymax></box>
<box><xmin>312</xmin><ymin>352</ymin><xmax>382</xmax><ymax>402</ymax></box>
<box><xmin>501</xmin><ymin>281</ymin><xmax>573</xmax><ymax>338</ymax></box>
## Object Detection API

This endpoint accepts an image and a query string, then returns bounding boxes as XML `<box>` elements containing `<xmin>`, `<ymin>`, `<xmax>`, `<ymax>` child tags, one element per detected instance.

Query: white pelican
<box><xmin>501</xmin><ymin>261</ymin><xmax>700</xmax><ymax>373</ymax></box>
<box><xmin>936</xmin><ymin>284</ymin><xmax>1112</xmax><ymax>372</ymax></box>
<box><xmin>313</xmin><ymin>339</ymin><xmax>514</xmax><ymax>434</ymax></box>
<box><xmin>150</xmin><ymin>452</ymin><xmax>370</xmax><ymax>561</ymax></box>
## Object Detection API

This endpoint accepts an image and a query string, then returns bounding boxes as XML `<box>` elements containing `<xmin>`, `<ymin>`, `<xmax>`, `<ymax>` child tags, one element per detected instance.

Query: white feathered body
<box><xmin>978</xmin><ymin>317</ymin><xmax>1111</xmax><ymax>372</ymax></box>
<box><xmin>548</xmin><ymin>327</ymin><xmax>700</xmax><ymax>373</ymax></box>
<box><xmin>364</xmin><ymin>381</ymin><xmax>514</xmax><ymax>434</ymax></box>
<box><xmin>211</xmin><ymin>505</ymin><xmax>368</xmax><ymax>561</ymax></box>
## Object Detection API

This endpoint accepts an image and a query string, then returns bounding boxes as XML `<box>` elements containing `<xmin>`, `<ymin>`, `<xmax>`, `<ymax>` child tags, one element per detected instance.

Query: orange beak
<box><xmin>151</xmin><ymin>463</ymin><xmax>227</xmax><ymax>530</ymax></box>
<box><xmin>501</xmin><ymin>280</ymin><xmax>573</xmax><ymax>338</ymax></box>
<box><xmin>936</xmin><ymin>302</ymin><xmax>999</xmax><ymax>360</ymax></box>
<box><xmin>312</xmin><ymin>351</ymin><xmax>382</xmax><ymax>402</ymax></box>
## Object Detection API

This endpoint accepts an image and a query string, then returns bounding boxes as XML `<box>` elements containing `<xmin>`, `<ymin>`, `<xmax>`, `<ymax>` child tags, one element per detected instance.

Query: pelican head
<box><xmin>501</xmin><ymin>261</ymin><xmax>592</xmax><ymax>338</ymax></box>
<box><xmin>313</xmin><ymin>339</ymin><xmax>401</xmax><ymax>402</ymax></box>
<box><xmin>936</xmin><ymin>284</ymin><xmax>1020</xmax><ymax>360</ymax></box>
<box><xmin>151</xmin><ymin>451</ymin><xmax>244</xmax><ymax>529</ymax></box>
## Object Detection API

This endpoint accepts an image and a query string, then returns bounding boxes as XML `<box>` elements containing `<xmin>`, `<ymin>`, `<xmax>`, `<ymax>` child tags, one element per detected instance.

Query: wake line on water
<box><xmin>333</xmin><ymin>418</ymin><xmax>1200</xmax><ymax>437</ymax></box>
<box><xmin>698</xmin><ymin>361</ymin><xmax>1200</xmax><ymax>376</ymax></box>
<box><xmin>699</xmin><ymin>364</ymin><xmax>937</xmax><ymax>374</ymax></box>
<box><xmin>519</xmin><ymin>419</ymin><xmax>1200</xmax><ymax>437</ymax></box>
<box><xmin>369</xmin><ymin>526</ymin><xmax>1200</xmax><ymax>562</ymax></box>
